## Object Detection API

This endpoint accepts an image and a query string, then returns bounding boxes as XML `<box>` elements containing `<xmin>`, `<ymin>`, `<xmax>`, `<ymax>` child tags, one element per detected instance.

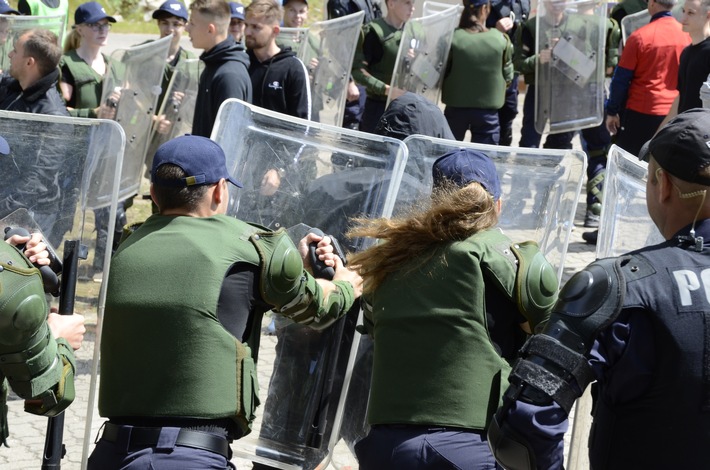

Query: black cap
<box><xmin>639</xmin><ymin>108</ymin><xmax>710</xmax><ymax>185</ymax></box>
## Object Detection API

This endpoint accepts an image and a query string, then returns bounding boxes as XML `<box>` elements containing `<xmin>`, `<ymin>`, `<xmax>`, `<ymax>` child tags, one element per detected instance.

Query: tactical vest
<box><xmin>363</xmin><ymin>18</ymin><xmax>403</xmax><ymax>99</ymax></box>
<box><xmin>442</xmin><ymin>28</ymin><xmax>512</xmax><ymax>109</ymax></box>
<box><xmin>60</xmin><ymin>49</ymin><xmax>105</xmax><ymax>118</ymax></box>
<box><xmin>99</xmin><ymin>215</ymin><xmax>264</xmax><ymax>437</ymax></box>
<box><xmin>589</xmin><ymin>241</ymin><xmax>710</xmax><ymax>469</ymax></box>
<box><xmin>26</xmin><ymin>0</ymin><xmax>69</xmax><ymax>35</ymax></box>
<box><xmin>365</xmin><ymin>228</ymin><xmax>554</xmax><ymax>430</ymax></box>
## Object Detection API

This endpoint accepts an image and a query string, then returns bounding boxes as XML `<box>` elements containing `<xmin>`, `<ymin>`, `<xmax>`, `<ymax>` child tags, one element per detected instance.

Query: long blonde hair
<box><xmin>347</xmin><ymin>182</ymin><xmax>498</xmax><ymax>294</ymax></box>
<box><xmin>63</xmin><ymin>28</ymin><xmax>81</xmax><ymax>53</ymax></box>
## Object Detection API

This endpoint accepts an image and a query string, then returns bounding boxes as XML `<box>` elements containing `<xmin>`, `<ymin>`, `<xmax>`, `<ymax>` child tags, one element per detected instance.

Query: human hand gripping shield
<box><xmin>534</xmin><ymin>0</ymin><xmax>607</xmax><ymax>135</ymax></box>
<box><xmin>386</xmin><ymin>4</ymin><xmax>462</xmax><ymax>107</ymax></box>
<box><xmin>211</xmin><ymin>99</ymin><xmax>407</xmax><ymax>469</ymax></box>
<box><xmin>0</xmin><ymin>111</ymin><xmax>124</xmax><ymax>466</ymax></box>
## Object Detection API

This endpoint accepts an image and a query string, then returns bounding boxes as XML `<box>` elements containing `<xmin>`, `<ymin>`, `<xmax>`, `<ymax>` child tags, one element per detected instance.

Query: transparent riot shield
<box><xmin>535</xmin><ymin>0</ymin><xmax>607</xmax><ymax>135</ymax></box>
<box><xmin>100</xmin><ymin>35</ymin><xmax>171</xmax><ymax>201</ymax></box>
<box><xmin>337</xmin><ymin>135</ymin><xmax>586</xmax><ymax>459</ymax></box>
<box><xmin>0</xmin><ymin>111</ymin><xmax>125</xmax><ymax>469</ymax></box>
<box><xmin>298</xmin><ymin>12</ymin><xmax>364</xmax><ymax>126</ymax></box>
<box><xmin>200</xmin><ymin>99</ymin><xmax>410</xmax><ymax>469</ymax></box>
<box><xmin>145</xmin><ymin>58</ymin><xmax>202</xmax><ymax>175</ymax></box>
<box><xmin>596</xmin><ymin>145</ymin><xmax>662</xmax><ymax>258</ymax></box>
<box><xmin>620</xmin><ymin>9</ymin><xmax>649</xmax><ymax>45</ymax></box>
<box><xmin>278</xmin><ymin>27</ymin><xmax>309</xmax><ymax>55</ymax></box>
<box><xmin>386</xmin><ymin>4</ymin><xmax>462</xmax><ymax>107</ymax></box>
<box><xmin>422</xmin><ymin>0</ymin><xmax>458</xmax><ymax>16</ymax></box>
<box><xmin>0</xmin><ymin>14</ymin><xmax>65</xmax><ymax>73</ymax></box>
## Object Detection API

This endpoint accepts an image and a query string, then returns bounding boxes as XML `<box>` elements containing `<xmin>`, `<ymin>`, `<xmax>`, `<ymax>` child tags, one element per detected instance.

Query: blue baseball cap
<box><xmin>432</xmin><ymin>148</ymin><xmax>501</xmax><ymax>201</ymax></box>
<box><xmin>229</xmin><ymin>2</ymin><xmax>245</xmax><ymax>20</ymax></box>
<box><xmin>0</xmin><ymin>136</ymin><xmax>9</xmax><ymax>155</ymax></box>
<box><xmin>74</xmin><ymin>2</ymin><xmax>116</xmax><ymax>25</ymax></box>
<box><xmin>152</xmin><ymin>0</ymin><xmax>188</xmax><ymax>21</ymax></box>
<box><xmin>152</xmin><ymin>135</ymin><xmax>243</xmax><ymax>188</ymax></box>
<box><xmin>0</xmin><ymin>0</ymin><xmax>19</xmax><ymax>14</ymax></box>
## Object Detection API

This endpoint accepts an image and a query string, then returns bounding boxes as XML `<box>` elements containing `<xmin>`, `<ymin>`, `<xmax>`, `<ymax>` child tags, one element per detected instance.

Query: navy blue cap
<box><xmin>432</xmin><ymin>148</ymin><xmax>501</xmax><ymax>201</ymax></box>
<box><xmin>229</xmin><ymin>2</ymin><xmax>245</xmax><ymax>20</ymax></box>
<box><xmin>74</xmin><ymin>2</ymin><xmax>116</xmax><ymax>25</ymax></box>
<box><xmin>0</xmin><ymin>136</ymin><xmax>9</xmax><ymax>155</ymax></box>
<box><xmin>153</xmin><ymin>0</ymin><xmax>188</xmax><ymax>21</ymax></box>
<box><xmin>152</xmin><ymin>135</ymin><xmax>243</xmax><ymax>188</ymax></box>
<box><xmin>0</xmin><ymin>0</ymin><xmax>19</xmax><ymax>14</ymax></box>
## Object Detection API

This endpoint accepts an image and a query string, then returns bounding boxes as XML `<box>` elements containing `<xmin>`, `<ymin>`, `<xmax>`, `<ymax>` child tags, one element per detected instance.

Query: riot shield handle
<box><xmin>3</xmin><ymin>227</ymin><xmax>62</xmax><ymax>296</ymax></box>
<box><xmin>307</xmin><ymin>228</ymin><xmax>346</xmax><ymax>280</ymax></box>
<box><xmin>42</xmin><ymin>239</ymin><xmax>87</xmax><ymax>470</ymax></box>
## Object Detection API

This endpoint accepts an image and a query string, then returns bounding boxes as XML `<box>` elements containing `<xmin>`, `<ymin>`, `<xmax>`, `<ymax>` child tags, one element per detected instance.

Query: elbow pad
<box><xmin>505</xmin><ymin>256</ymin><xmax>650</xmax><ymax>413</ymax></box>
<box><xmin>0</xmin><ymin>242</ymin><xmax>76</xmax><ymax>417</ymax></box>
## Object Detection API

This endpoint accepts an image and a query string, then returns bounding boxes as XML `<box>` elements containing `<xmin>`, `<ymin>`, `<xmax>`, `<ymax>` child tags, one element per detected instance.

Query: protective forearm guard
<box><xmin>250</xmin><ymin>228</ymin><xmax>356</xmax><ymax>329</ymax></box>
<box><xmin>488</xmin><ymin>255</ymin><xmax>651</xmax><ymax>469</ymax></box>
<box><xmin>0</xmin><ymin>242</ymin><xmax>76</xmax><ymax>420</ymax></box>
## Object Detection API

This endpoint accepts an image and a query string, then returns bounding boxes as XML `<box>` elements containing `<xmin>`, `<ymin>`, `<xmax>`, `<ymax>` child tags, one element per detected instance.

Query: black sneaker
<box><xmin>584</xmin><ymin>210</ymin><xmax>600</xmax><ymax>228</ymax></box>
<box><xmin>582</xmin><ymin>230</ymin><xmax>598</xmax><ymax>245</ymax></box>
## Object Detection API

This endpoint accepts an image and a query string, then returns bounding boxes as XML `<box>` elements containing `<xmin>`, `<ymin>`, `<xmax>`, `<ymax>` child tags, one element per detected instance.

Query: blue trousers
<box><xmin>88</xmin><ymin>426</ymin><xmax>234</xmax><ymax>470</ymax></box>
<box><xmin>498</xmin><ymin>75</ymin><xmax>520</xmax><ymax>146</ymax></box>
<box><xmin>355</xmin><ymin>425</ymin><xmax>503</xmax><ymax>470</ymax></box>
<box><xmin>360</xmin><ymin>98</ymin><xmax>387</xmax><ymax>134</ymax></box>
<box><xmin>444</xmin><ymin>106</ymin><xmax>500</xmax><ymax>144</ymax></box>
<box><xmin>519</xmin><ymin>85</ymin><xmax>574</xmax><ymax>149</ymax></box>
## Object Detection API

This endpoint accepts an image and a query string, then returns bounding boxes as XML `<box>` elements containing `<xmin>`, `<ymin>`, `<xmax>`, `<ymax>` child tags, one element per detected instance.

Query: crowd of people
<box><xmin>1</xmin><ymin>0</ymin><xmax>710</xmax><ymax>469</ymax></box>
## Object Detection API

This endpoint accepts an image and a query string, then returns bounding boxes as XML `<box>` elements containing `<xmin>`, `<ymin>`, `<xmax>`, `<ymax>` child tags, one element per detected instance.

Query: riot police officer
<box><xmin>488</xmin><ymin>108</ymin><xmax>710</xmax><ymax>469</ymax></box>
<box><xmin>88</xmin><ymin>135</ymin><xmax>362</xmax><ymax>469</ymax></box>
<box><xmin>485</xmin><ymin>0</ymin><xmax>528</xmax><ymax>146</ymax></box>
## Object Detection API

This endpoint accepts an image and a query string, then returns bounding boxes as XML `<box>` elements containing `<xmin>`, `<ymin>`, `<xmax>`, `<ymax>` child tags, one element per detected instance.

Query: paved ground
<box><xmin>0</xmin><ymin>60</ymin><xmax>603</xmax><ymax>468</ymax></box>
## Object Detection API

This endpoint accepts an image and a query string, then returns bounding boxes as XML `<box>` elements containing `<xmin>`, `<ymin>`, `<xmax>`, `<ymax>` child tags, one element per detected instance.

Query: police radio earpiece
<box><xmin>3</xmin><ymin>227</ymin><xmax>62</xmax><ymax>296</ymax></box>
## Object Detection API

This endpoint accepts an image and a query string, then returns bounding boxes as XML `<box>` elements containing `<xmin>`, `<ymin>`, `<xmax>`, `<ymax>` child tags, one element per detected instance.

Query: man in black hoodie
<box><xmin>244</xmin><ymin>0</ymin><xmax>311</xmax><ymax>120</ymax></box>
<box><xmin>0</xmin><ymin>29</ymin><xmax>67</xmax><ymax>116</ymax></box>
<box><xmin>0</xmin><ymin>29</ymin><xmax>72</xmax><ymax>243</ymax></box>
<box><xmin>187</xmin><ymin>0</ymin><xmax>251</xmax><ymax>137</ymax></box>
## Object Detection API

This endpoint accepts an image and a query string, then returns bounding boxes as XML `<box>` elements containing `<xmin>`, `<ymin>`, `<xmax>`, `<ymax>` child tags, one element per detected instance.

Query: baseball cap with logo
<box><xmin>432</xmin><ymin>148</ymin><xmax>502</xmax><ymax>201</ymax></box>
<box><xmin>152</xmin><ymin>135</ymin><xmax>243</xmax><ymax>188</ymax></box>
<box><xmin>0</xmin><ymin>0</ymin><xmax>19</xmax><ymax>15</ymax></box>
<box><xmin>152</xmin><ymin>0</ymin><xmax>188</xmax><ymax>22</ymax></box>
<box><xmin>639</xmin><ymin>108</ymin><xmax>710</xmax><ymax>186</ymax></box>
<box><xmin>74</xmin><ymin>1</ymin><xmax>116</xmax><ymax>25</ymax></box>
<box><xmin>229</xmin><ymin>2</ymin><xmax>245</xmax><ymax>20</ymax></box>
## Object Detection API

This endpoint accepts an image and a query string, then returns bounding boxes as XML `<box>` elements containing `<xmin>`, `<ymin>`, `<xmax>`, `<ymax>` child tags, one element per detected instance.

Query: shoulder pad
<box><xmin>512</xmin><ymin>241</ymin><xmax>558</xmax><ymax>330</ymax></box>
<box><xmin>249</xmin><ymin>228</ymin><xmax>305</xmax><ymax>309</ymax></box>
<box><xmin>547</xmin><ymin>256</ymin><xmax>629</xmax><ymax>345</ymax></box>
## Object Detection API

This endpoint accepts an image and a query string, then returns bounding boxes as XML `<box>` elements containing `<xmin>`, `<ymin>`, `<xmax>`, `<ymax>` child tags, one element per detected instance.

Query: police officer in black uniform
<box><xmin>485</xmin><ymin>0</ymin><xmax>528</xmax><ymax>146</ymax></box>
<box><xmin>487</xmin><ymin>107</ymin><xmax>710</xmax><ymax>470</ymax></box>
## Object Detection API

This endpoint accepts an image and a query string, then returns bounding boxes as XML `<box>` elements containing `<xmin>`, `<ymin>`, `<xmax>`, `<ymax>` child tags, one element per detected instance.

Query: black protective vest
<box><xmin>589</xmin><ymin>240</ymin><xmax>710</xmax><ymax>469</ymax></box>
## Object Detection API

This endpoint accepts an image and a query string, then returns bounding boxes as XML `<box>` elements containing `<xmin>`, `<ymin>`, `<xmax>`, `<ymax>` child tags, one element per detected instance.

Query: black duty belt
<box><xmin>101</xmin><ymin>422</ymin><xmax>230</xmax><ymax>458</ymax></box>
